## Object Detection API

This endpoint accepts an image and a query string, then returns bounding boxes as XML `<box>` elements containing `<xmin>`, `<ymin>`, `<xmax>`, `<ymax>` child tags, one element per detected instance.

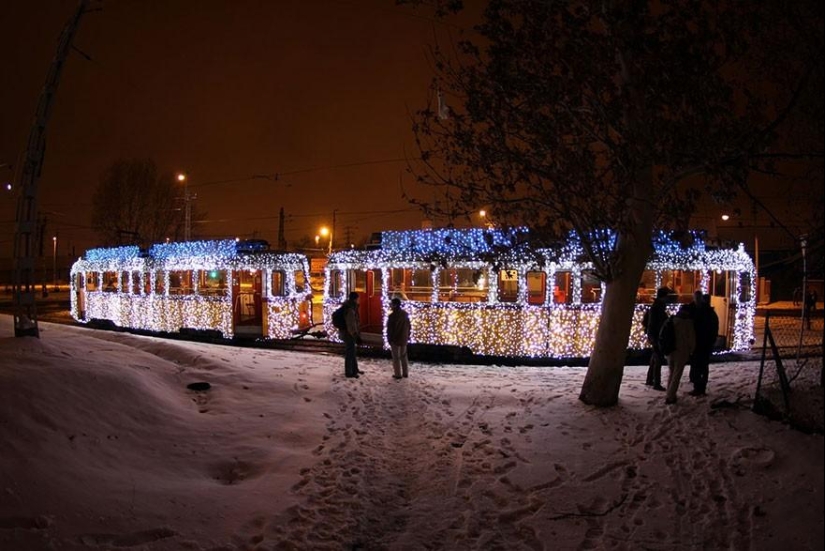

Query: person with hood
<box><xmin>664</xmin><ymin>303</ymin><xmax>696</xmax><ymax>404</ymax></box>
<box><xmin>386</xmin><ymin>298</ymin><xmax>411</xmax><ymax>379</ymax></box>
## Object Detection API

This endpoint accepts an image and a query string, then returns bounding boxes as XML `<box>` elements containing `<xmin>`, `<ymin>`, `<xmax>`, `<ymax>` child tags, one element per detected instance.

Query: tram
<box><xmin>70</xmin><ymin>239</ymin><xmax>312</xmax><ymax>339</ymax></box>
<box><xmin>322</xmin><ymin>227</ymin><xmax>756</xmax><ymax>359</ymax></box>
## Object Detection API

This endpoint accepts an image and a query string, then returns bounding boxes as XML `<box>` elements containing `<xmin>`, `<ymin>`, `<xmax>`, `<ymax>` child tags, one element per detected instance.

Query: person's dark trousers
<box><xmin>646</xmin><ymin>345</ymin><xmax>663</xmax><ymax>386</ymax></box>
<box><xmin>691</xmin><ymin>348</ymin><xmax>711</xmax><ymax>393</ymax></box>
<box><xmin>343</xmin><ymin>336</ymin><xmax>359</xmax><ymax>377</ymax></box>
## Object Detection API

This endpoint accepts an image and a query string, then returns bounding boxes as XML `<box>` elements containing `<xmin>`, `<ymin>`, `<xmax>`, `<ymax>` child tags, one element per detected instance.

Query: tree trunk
<box><xmin>578</xmin><ymin>251</ymin><xmax>649</xmax><ymax>406</ymax></box>
<box><xmin>579</xmin><ymin>169</ymin><xmax>654</xmax><ymax>407</ymax></box>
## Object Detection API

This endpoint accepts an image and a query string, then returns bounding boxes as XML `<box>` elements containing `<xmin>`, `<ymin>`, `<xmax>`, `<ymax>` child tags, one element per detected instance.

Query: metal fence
<box><xmin>754</xmin><ymin>311</ymin><xmax>823</xmax><ymax>433</ymax></box>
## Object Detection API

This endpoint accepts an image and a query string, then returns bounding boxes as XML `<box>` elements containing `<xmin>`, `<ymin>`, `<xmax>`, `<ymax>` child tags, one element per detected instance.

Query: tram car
<box><xmin>322</xmin><ymin>227</ymin><xmax>756</xmax><ymax>359</ymax></box>
<box><xmin>70</xmin><ymin>239</ymin><xmax>312</xmax><ymax>339</ymax></box>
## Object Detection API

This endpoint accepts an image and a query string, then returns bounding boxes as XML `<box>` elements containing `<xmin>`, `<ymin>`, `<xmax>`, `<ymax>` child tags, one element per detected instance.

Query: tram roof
<box><xmin>328</xmin><ymin>227</ymin><xmax>754</xmax><ymax>272</ymax></box>
<box><xmin>78</xmin><ymin>239</ymin><xmax>307</xmax><ymax>267</ymax></box>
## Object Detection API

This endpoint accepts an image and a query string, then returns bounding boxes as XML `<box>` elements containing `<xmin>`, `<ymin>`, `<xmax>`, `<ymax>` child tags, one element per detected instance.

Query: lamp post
<box><xmin>315</xmin><ymin>235</ymin><xmax>320</xmax><ymax>248</ymax></box>
<box><xmin>177</xmin><ymin>172</ymin><xmax>191</xmax><ymax>241</ymax></box>
<box><xmin>52</xmin><ymin>235</ymin><xmax>57</xmax><ymax>292</ymax></box>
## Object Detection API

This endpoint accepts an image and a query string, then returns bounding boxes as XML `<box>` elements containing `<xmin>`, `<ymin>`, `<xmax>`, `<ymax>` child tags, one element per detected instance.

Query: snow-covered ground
<box><xmin>1</xmin><ymin>314</ymin><xmax>822</xmax><ymax>550</ymax></box>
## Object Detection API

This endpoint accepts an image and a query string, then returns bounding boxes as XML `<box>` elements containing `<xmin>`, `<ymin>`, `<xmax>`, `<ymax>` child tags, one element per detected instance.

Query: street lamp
<box><xmin>319</xmin><ymin>226</ymin><xmax>331</xmax><ymax>253</ymax></box>
<box><xmin>177</xmin><ymin>172</ymin><xmax>191</xmax><ymax>241</ymax></box>
<box><xmin>52</xmin><ymin>235</ymin><xmax>57</xmax><ymax>291</ymax></box>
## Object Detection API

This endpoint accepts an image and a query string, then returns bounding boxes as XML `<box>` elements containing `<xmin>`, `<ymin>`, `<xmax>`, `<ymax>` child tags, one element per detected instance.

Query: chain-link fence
<box><xmin>753</xmin><ymin>311</ymin><xmax>824</xmax><ymax>433</ymax></box>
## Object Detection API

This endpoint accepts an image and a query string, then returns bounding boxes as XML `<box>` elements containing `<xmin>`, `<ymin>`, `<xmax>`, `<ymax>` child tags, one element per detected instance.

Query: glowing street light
<box><xmin>319</xmin><ymin>226</ymin><xmax>332</xmax><ymax>253</ymax></box>
<box><xmin>177</xmin><ymin>172</ymin><xmax>191</xmax><ymax>241</ymax></box>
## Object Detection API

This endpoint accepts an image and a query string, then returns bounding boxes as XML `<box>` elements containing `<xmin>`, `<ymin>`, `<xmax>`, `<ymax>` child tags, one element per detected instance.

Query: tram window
<box><xmin>389</xmin><ymin>268</ymin><xmax>410</xmax><ymax>299</ymax></box>
<box><xmin>294</xmin><ymin>270</ymin><xmax>307</xmax><ymax>294</ymax></box>
<box><xmin>527</xmin><ymin>271</ymin><xmax>545</xmax><ymax>305</ymax></box>
<box><xmin>271</xmin><ymin>271</ymin><xmax>285</xmax><ymax>296</ymax></box>
<box><xmin>120</xmin><ymin>271</ymin><xmax>130</xmax><ymax>293</ymax></box>
<box><xmin>410</xmin><ymin>268</ymin><xmax>433</xmax><ymax>302</ymax></box>
<box><xmin>637</xmin><ymin>270</ymin><xmax>657</xmax><ymax>303</ymax></box>
<box><xmin>86</xmin><ymin>272</ymin><xmax>99</xmax><ymax>292</ymax></box>
<box><xmin>329</xmin><ymin>270</ymin><xmax>345</xmax><ymax>299</ymax></box>
<box><xmin>553</xmin><ymin>272</ymin><xmax>571</xmax><ymax>304</ymax></box>
<box><xmin>102</xmin><ymin>272</ymin><xmax>118</xmax><ymax>293</ymax></box>
<box><xmin>155</xmin><ymin>272</ymin><xmax>166</xmax><ymax>296</ymax></box>
<box><xmin>169</xmin><ymin>270</ymin><xmax>194</xmax><ymax>295</ymax></box>
<box><xmin>497</xmin><ymin>269</ymin><xmax>519</xmax><ymax>303</ymax></box>
<box><xmin>131</xmin><ymin>271</ymin><xmax>142</xmax><ymax>295</ymax></box>
<box><xmin>582</xmin><ymin>271</ymin><xmax>601</xmax><ymax>304</ymax></box>
<box><xmin>351</xmin><ymin>270</ymin><xmax>367</xmax><ymax>293</ymax></box>
<box><xmin>143</xmin><ymin>272</ymin><xmax>152</xmax><ymax>295</ymax></box>
<box><xmin>198</xmin><ymin>270</ymin><xmax>228</xmax><ymax>296</ymax></box>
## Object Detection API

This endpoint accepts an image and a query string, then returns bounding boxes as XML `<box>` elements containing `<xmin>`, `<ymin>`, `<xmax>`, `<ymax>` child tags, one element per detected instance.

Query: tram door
<box><xmin>233</xmin><ymin>269</ymin><xmax>263</xmax><ymax>336</ymax></box>
<box><xmin>365</xmin><ymin>270</ymin><xmax>383</xmax><ymax>333</ymax></box>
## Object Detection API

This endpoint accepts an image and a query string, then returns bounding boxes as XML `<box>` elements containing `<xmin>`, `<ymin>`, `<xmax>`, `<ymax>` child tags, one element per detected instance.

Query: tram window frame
<box><xmin>131</xmin><ymin>271</ymin><xmax>142</xmax><ymax>295</ymax></box>
<box><xmin>155</xmin><ymin>271</ymin><xmax>166</xmax><ymax>296</ymax></box>
<box><xmin>553</xmin><ymin>271</ymin><xmax>571</xmax><ymax>304</ymax></box>
<box><xmin>581</xmin><ymin>270</ymin><xmax>601</xmax><ymax>304</ymax></box>
<box><xmin>410</xmin><ymin>268</ymin><xmax>434</xmax><ymax>302</ymax></box>
<box><xmin>86</xmin><ymin>272</ymin><xmax>100</xmax><ymax>292</ymax></box>
<box><xmin>637</xmin><ymin>270</ymin><xmax>658</xmax><ymax>303</ymax></box>
<box><xmin>497</xmin><ymin>269</ymin><xmax>519</xmax><ymax>303</ymax></box>
<box><xmin>526</xmin><ymin>271</ymin><xmax>546</xmax><ymax>305</ymax></box>
<box><xmin>198</xmin><ymin>269</ymin><xmax>228</xmax><ymax>297</ymax></box>
<box><xmin>389</xmin><ymin>268</ymin><xmax>410</xmax><ymax>299</ymax></box>
<box><xmin>293</xmin><ymin>270</ymin><xmax>307</xmax><ymax>294</ymax></box>
<box><xmin>271</xmin><ymin>270</ymin><xmax>285</xmax><ymax>297</ymax></box>
<box><xmin>102</xmin><ymin>271</ymin><xmax>118</xmax><ymax>293</ymax></box>
<box><xmin>329</xmin><ymin>270</ymin><xmax>345</xmax><ymax>299</ymax></box>
<box><xmin>350</xmin><ymin>270</ymin><xmax>367</xmax><ymax>293</ymax></box>
<box><xmin>169</xmin><ymin>270</ymin><xmax>194</xmax><ymax>296</ymax></box>
<box><xmin>120</xmin><ymin>271</ymin><xmax>130</xmax><ymax>293</ymax></box>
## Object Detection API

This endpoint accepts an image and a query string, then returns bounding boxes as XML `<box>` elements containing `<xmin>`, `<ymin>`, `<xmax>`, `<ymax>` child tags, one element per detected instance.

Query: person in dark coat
<box><xmin>339</xmin><ymin>292</ymin><xmax>362</xmax><ymax>378</ymax></box>
<box><xmin>645</xmin><ymin>287</ymin><xmax>670</xmax><ymax>391</ymax></box>
<box><xmin>689</xmin><ymin>293</ymin><xmax>719</xmax><ymax>396</ymax></box>
<box><xmin>386</xmin><ymin>298</ymin><xmax>411</xmax><ymax>379</ymax></box>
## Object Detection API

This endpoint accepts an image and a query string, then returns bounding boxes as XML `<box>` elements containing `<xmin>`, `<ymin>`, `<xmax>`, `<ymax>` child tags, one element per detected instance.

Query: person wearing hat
<box><xmin>386</xmin><ymin>298</ymin><xmax>411</xmax><ymax>379</ymax></box>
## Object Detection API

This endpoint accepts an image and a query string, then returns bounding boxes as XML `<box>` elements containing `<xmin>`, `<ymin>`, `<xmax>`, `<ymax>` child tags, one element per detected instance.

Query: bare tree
<box><xmin>409</xmin><ymin>1</ymin><xmax>824</xmax><ymax>406</ymax></box>
<box><xmin>91</xmin><ymin>159</ymin><xmax>203</xmax><ymax>247</ymax></box>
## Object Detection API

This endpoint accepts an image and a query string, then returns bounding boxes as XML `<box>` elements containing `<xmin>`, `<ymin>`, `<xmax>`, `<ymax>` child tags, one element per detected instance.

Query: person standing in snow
<box><xmin>665</xmin><ymin>304</ymin><xmax>696</xmax><ymax>404</ymax></box>
<box><xmin>386</xmin><ymin>298</ymin><xmax>411</xmax><ymax>379</ymax></box>
<box><xmin>339</xmin><ymin>292</ymin><xmax>362</xmax><ymax>379</ymax></box>
<box><xmin>689</xmin><ymin>293</ymin><xmax>719</xmax><ymax>396</ymax></box>
<box><xmin>644</xmin><ymin>286</ymin><xmax>670</xmax><ymax>391</ymax></box>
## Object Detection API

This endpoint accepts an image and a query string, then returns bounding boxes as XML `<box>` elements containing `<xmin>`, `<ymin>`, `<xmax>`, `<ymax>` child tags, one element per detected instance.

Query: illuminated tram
<box><xmin>322</xmin><ymin>227</ymin><xmax>756</xmax><ymax>359</ymax></box>
<box><xmin>70</xmin><ymin>239</ymin><xmax>312</xmax><ymax>339</ymax></box>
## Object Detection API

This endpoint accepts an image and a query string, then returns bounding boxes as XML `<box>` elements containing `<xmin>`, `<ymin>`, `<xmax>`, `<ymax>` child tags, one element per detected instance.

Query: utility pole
<box><xmin>12</xmin><ymin>0</ymin><xmax>89</xmax><ymax>337</ymax></box>
<box><xmin>329</xmin><ymin>209</ymin><xmax>338</xmax><ymax>254</ymax></box>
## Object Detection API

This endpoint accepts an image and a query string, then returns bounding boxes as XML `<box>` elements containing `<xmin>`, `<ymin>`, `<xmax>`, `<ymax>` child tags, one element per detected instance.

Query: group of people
<box><xmin>645</xmin><ymin>288</ymin><xmax>720</xmax><ymax>405</ymax></box>
<box><xmin>336</xmin><ymin>292</ymin><xmax>411</xmax><ymax>380</ymax></box>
